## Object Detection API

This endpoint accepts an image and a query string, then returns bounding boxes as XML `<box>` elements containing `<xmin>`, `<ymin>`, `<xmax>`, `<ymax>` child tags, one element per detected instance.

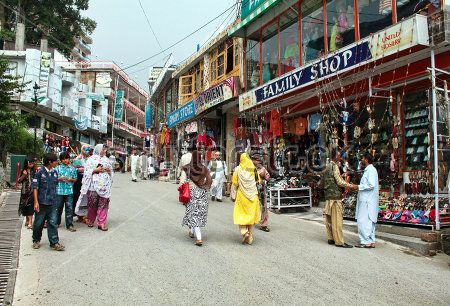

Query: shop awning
<box><xmin>228</xmin><ymin>0</ymin><xmax>282</xmax><ymax>37</ymax></box>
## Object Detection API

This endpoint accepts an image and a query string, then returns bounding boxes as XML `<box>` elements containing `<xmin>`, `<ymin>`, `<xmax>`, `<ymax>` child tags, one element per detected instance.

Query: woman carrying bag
<box><xmin>18</xmin><ymin>156</ymin><xmax>39</xmax><ymax>229</ymax></box>
<box><xmin>231</xmin><ymin>153</ymin><xmax>261</xmax><ymax>245</ymax></box>
<box><xmin>181</xmin><ymin>150</ymin><xmax>212</xmax><ymax>246</ymax></box>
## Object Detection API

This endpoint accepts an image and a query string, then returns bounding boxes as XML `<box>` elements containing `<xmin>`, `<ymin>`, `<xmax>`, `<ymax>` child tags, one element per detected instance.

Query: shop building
<box><xmin>148</xmin><ymin>58</ymin><xmax>178</xmax><ymax>167</ymax></box>
<box><xmin>169</xmin><ymin>21</ymin><xmax>244</xmax><ymax>174</ymax></box>
<box><xmin>229</xmin><ymin>0</ymin><xmax>450</xmax><ymax>228</ymax></box>
<box><xmin>1</xmin><ymin>48</ymin><xmax>108</xmax><ymax>149</ymax></box>
<box><xmin>61</xmin><ymin>61</ymin><xmax>149</xmax><ymax>155</ymax></box>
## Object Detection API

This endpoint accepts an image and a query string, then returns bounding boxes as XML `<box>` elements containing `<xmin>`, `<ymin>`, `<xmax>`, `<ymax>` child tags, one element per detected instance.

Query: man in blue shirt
<box><xmin>55</xmin><ymin>152</ymin><xmax>78</xmax><ymax>232</ymax></box>
<box><xmin>32</xmin><ymin>153</ymin><xmax>65</xmax><ymax>251</ymax></box>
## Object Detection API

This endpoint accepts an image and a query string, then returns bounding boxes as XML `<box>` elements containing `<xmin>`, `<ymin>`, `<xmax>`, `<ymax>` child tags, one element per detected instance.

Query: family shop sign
<box><xmin>168</xmin><ymin>100</ymin><xmax>196</xmax><ymax>128</ymax></box>
<box><xmin>239</xmin><ymin>14</ymin><xmax>428</xmax><ymax>112</ymax></box>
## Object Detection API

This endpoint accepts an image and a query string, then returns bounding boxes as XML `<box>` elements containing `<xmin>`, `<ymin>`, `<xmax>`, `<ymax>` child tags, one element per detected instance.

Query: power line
<box><xmin>137</xmin><ymin>0</ymin><xmax>166</xmax><ymax>56</ymax></box>
<box><xmin>120</xmin><ymin>2</ymin><xmax>238</xmax><ymax>72</ymax></box>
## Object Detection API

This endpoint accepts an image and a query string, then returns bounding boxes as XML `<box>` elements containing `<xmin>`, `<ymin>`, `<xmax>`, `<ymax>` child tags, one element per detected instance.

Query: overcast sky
<box><xmin>85</xmin><ymin>0</ymin><xmax>238</xmax><ymax>91</ymax></box>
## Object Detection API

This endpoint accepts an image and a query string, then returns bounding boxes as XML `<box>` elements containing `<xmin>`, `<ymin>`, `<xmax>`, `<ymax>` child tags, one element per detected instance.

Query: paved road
<box><xmin>13</xmin><ymin>173</ymin><xmax>450</xmax><ymax>305</ymax></box>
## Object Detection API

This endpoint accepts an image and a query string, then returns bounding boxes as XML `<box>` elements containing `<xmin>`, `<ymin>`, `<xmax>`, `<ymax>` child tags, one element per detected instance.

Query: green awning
<box><xmin>228</xmin><ymin>0</ymin><xmax>282</xmax><ymax>37</ymax></box>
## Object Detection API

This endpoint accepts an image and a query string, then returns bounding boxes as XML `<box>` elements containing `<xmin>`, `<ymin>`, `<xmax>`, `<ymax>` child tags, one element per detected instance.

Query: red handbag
<box><xmin>178</xmin><ymin>182</ymin><xmax>190</xmax><ymax>205</ymax></box>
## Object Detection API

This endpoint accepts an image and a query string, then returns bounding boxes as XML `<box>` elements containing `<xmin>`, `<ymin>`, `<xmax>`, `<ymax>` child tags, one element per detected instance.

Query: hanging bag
<box><xmin>178</xmin><ymin>168</ymin><xmax>191</xmax><ymax>205</ymax></box>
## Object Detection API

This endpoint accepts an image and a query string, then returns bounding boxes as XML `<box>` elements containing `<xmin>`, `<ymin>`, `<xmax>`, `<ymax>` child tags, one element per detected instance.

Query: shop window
<box><xmin>234</xmin><ymin>41</ymin><xmax>240</xmax><ymax>68</ymax></box>
<box><xmin>396</xmin><ymin>0</ymin><xmax>439</xmax><ymax>22</ymax></box>
<box><xmin>261</xmin><ymin>20</ymin><xmax>279</xmax><ymax>84</ymax></box>
<box><xmin>302</xmin><ymin>0</ymin><xmax>325</xmax><ymax>64</ymax></box>
<box><xmin>179</xmin><ymin>75</ymin><xmax>194</xmax><ymax>104</ymax></box>
<box><xmin>194</xmin><ymin>61</ymin><xmax>204</xmax><ymax>94</ymax></box>
<box><xmin>279</xmin><ymin>4</ymin><xmax>300</xmax><ymax>74</ymax></box>
<box><xmin>246</xmin><ymin>37</ymin><xmax>260</xmax><ymax>90</ymax></box>
<box><xmin>326</xmin><ymin>0</ymin><xmax>355</xmax><ymax>52</ymax></box>
<box><xmin>226</xmin><ymin>40</ymin><xmax>234</xmax><ymax>74</ymax></box>
<box><xmin>358</xmin><ymin>0</ymin><xmax>392</xmax><ymax>38</ymax></box>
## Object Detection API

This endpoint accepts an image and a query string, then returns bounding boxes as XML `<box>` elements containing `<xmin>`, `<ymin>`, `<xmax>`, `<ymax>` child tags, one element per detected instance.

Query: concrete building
<box><xmin>71</xmin><ymin>35</ymin><xmax>93</xmax><ymax>62</ymax></box>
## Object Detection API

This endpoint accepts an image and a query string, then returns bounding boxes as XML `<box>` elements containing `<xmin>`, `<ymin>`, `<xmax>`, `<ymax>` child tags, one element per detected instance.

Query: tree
<box><xmin>0</xmin><ymin>56</ymin><xmax>40</xmax><ymax>167</ymax></box>
<box><xmin>2</xmin><ymin>0</ymin><xmax>96</xmax><ymax>58</ymax></box>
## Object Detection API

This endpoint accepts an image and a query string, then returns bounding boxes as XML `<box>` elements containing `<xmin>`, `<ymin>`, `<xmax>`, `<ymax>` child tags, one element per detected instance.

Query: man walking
<box><xmin>130</xmin><ymin>149</ymin><xmax>140</xmax><ymax>182</ymax></box>
<box><xmin>322</xmin><ymin>150</ymin><xmax>358</xmax><ymax>248</ymax></box>
<box><xmin>355</xmin><ymin>152</ymin><xmax>379</xmax><ymax>248</ymax></box>
<box><xmin>140</xmin><ymin>152</ymin><xmax>148</xmax><ymax>180</ymax></box>
<box><xmin>32</xmin><ymin>153</ymin><xmax>65</xmax><ymax>251</ymax></box>
<box><xmin>55</xmin><ymin>152</ymin><xmax>78</xmax><ymax>232</ymax></box>
<box><xmin>208</xmin><ymin>151</ymin><xmax>227</xmax><ymax>202</ymax></box>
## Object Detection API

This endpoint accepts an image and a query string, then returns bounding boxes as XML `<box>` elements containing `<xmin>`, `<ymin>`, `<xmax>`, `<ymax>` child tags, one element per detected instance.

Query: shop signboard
<box><xmin>194</xmin><ymin>77</ymin><xmax>236</xmax><ymax>115</ymax></box>
<box><xmin>239</xmin><ymin>15</ymin><xmax>429</xmax><ymax>112</ymax></box>
<box><xmin>114</xmin><ymin>90</ymin><xmax>124</xmax><ymax>123</ymax></box>
<box><xmin>86</xmin><ymin>92</ymin><xmax>105</xmax><ymax>101</ymax></box>
<box><xmin>37</xmin><ymin>52</ymin><xmax>51</xmax><ymax>106</ymax></box>
<box><xmin>145</xmin><ymin>103</ymin><xmax>153</xmax><ymax>129</ymax></box>
<box><xmin>241</xmin><ymin>0</ymin><xmax>281</xmax><ymax>20</ymax></box>
<box><xmin>168</xmin><ymin>100</ymin><xmax>196</xmax><ymax>128</ymax></box>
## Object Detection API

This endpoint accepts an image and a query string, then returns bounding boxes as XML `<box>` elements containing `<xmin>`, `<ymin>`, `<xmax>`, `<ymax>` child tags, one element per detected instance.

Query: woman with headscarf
<box><xmin>73</xmin><ymin>144</ymin><xmax>91</xmax><ymax>223</ymax></box>
<box><xmin>75</xmin><ymin>144</ymin><xmax>113</xmax><ymax>231</ymax></box>
<box><xmin>181</xmin><ymin>150</ymin><xmax>212</xmax><ymax>246</ymax></box>
<box><xmin>232</xmin><ymin>153</ymin><xmax>261</xmax><ymax>245</ymax></box>
<box><xmin>18</xmin><ymin>156</ymin><xmax>39</xmax><ymax>229</ymax></box>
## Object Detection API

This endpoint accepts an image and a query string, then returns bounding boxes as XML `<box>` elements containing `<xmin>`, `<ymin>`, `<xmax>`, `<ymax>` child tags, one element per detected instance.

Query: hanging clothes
<box><xmin>294</xmin><ymin>117</ymin><xmax>308</xmax><ymax>136</ymax></box>
<box><xmin>270</xmin><ymin>110</ymin><xmax>282</xmax><ymax>137</ymax></box>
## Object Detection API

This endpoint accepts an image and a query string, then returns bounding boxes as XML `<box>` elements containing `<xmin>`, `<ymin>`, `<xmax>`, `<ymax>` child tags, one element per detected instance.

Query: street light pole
<box><xmin>33</xmin><ymin>82</ymin><xmax>40</xmax><ymax>154</ymax></box>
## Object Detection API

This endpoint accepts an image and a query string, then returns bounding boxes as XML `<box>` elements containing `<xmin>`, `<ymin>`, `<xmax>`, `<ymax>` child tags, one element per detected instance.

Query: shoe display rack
<box><xmin>403</xmin><ymin>91</ymin><xmax>430</xmax><ymax>170</ymax></box>
<box><xmin>268</xmin><ymin>187</ymin><xmax>312</xmax><ymax>211</ymax></box>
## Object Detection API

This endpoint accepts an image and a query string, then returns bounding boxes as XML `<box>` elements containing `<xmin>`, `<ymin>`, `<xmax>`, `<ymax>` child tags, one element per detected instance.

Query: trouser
<box><xmin>87</xmin><ymin>191</ymin><xmax>110</xmax><ymax>226</ymax></box>
<box><xmin>56</xmin><ymin>194</ymin><xmax>74</xmax><ymax>228</ymax></box>
<box><xmin>131</xmin><ymin>167</ymin><xmax>138</xmax><ymax>180</ymax></box>
<box><xmin>73</xmin><ymin>174</ymin><xmax>83</xmax><ymax>214</ymax></box>
<box><xmin>32</xmin><ymin>204</ymin><xmax>59</xmax><ymax>245</ymax></box>
<box><xmin>211</xmin><ymin>178</ymin><xmax>224</xmax><ymax>200</ymax></box>
<box><xmin>190</xmin><ymin>227</ymin><xmax>202</xmax><ymax>240</ymax></box>
<box><xmin>259</xmin><ymin>186</ymin><xmax>269</xmax><ymax>228</ymax></box>
<box><xmin>324</xmin><ymin>200</ymin><xmax>345</xmax><ymax>246</ymax></box>
<box><xmin>357</xmin><ymin>215</ymin><xmax>376</xmax><ymax>245</ymax></box>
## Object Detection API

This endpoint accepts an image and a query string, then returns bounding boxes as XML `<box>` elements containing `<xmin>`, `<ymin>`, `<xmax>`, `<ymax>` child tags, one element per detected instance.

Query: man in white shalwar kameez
<box><xmin>130</xmin><ymin>150</ymin><xmax>140</xmax><ymax>182</ymax></box>
<box><xmin>208</xmin><ymin>151</ymin><xmax>227</xmax><ymax>202</ymax></box>
<box><xmin>355</xmin><ymin>152</ymin><xmax>379</xmax><ymax>248</ymax></box>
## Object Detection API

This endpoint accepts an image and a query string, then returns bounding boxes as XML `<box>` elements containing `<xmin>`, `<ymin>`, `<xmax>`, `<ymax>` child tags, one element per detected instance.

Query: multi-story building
<box><xmin>1</xmin><ymin>48</ymin><xmax>108</xmax><ymax>148</ymax></box>
<box><xmin>71</xmin><ymin>35</ymin><xmax>93</xmax><ymax>62</ymax></box>
<box><xmin>148</xmin><ymin>58</ymin><xmax>177</xmax><ymax>164</ymax></box>
<box><xmin>227</xmin><ymin>0</ymin><xmax>450</xmax><ymax>228</ymax></box>
<box><xmin>61</xmin><ymin>61</ymin><xmax>149</xmax><ymax>155</ymax></box>
<box><xmin>168</xmin><ymin>20</ymin><xmax>243</xmax><ymax>172</ymax></box>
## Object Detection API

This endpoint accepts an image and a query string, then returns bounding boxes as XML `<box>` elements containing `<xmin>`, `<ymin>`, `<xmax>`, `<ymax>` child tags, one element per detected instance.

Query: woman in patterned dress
<box><xmin>181</xmin><ymin>150</ymin><xmax>212</xmax><ymax>246</ymax></box>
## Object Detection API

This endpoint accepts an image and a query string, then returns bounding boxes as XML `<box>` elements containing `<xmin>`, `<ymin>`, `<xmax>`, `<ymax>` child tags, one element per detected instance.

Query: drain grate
<box><xmin>0</xmin><ymin>192</ymin><xmax>22</xmax><ymax>306</ymax></box>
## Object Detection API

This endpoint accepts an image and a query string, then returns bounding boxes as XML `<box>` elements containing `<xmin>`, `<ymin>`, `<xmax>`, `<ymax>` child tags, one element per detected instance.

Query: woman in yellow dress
<box><xmin>232</xmin><ymin>153</ymin><xmax>261</xmax><ymax>245</ymax></box>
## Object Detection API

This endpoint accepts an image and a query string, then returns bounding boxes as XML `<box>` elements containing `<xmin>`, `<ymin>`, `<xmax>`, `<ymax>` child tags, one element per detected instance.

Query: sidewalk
<box><xmin>286</xmin><ymin>206</ymin><xmax>441</xmax><ymax>256</ymax></box>
<box><xmin>0</xmin><ymin>190</ymin><xmax>22</xmax><ymax>306</ymax></box>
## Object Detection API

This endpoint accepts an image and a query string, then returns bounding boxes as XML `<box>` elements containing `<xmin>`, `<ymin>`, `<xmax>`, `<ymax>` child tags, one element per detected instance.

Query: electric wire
<box><xmin>137</xmin><ymin>0</ymin><xmax>166</xmax><ymax>56</ymax></box>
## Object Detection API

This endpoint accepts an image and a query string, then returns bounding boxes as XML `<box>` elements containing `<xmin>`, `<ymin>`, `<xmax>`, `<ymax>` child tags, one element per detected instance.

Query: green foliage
<box><xmin>3</xmin><ymin>0</ymin><xmax>97</xmax><ymax>58</ymax></box>
<box><xmin>0</xmin><ymin>56</ymin><xmax>31</xmax><ymax>167</ymax></box>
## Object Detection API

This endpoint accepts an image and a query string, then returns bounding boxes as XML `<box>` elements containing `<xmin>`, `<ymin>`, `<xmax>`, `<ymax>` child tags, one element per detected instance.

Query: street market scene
<box><xmin>0</xmin><ymin>0</ymin><xmax>449</xmax><ymax>305</ymax></box>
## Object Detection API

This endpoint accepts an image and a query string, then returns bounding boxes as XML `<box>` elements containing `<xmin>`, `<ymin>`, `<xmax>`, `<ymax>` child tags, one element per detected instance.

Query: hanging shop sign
<box><xmin>37</xmin><ymin>52</ymin><xmax>51</xmax><ymax>105</ymax></box>
<box><xmin>74</xmin><ymin>118</ymin><xmax>88</xmax><ymax>131</ymax></box>
<box><xmin>194</xmin><ymin>77</ymin><xmax>237</xmax><ymax>115</ymax></box>
<box><xmin>145</xmin><ymin>103</ymin><xmax>153</xmax><ymax>129</ymax></box>
<box><xmin>168</xmin><ymin>100</ymin><xmax>196</xmax><ymax>128</ymax></box>
<box><xmin>86</xmin><ymin>92</ymin><xmax>106</xmax><ymax>102</ymax></box>
<box><xmin>239</xmin><ymin>14</ymin><xmax>429</xmax><ymax>112</ymax></box>
<box><xmin>114</xmin><ymin>90</ymin><xmax>125</xmax><ymax>123</ymax></box>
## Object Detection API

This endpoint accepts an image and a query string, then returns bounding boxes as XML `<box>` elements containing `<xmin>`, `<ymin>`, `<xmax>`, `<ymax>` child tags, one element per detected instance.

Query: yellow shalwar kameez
<box><xmin>232</xmin><ymin>153</ymin><xmax>260</xmax><ymax>244</ymax></box>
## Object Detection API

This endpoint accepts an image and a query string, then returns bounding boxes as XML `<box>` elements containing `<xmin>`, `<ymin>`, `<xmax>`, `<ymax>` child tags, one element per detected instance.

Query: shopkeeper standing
<box><xmin>323</xmin><ymin>150</ymin><xmax>358</xmax><ymax>248</ymax></box>
<box><xmin>355</xmin><ymin>152</ymin><xmax>379</xmax><ymax>248</ymax></box>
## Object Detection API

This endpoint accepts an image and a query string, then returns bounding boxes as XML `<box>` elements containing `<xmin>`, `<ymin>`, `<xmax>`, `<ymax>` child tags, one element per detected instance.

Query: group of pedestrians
<box><xmin>130</xmin><ymin>149</ymin><xmax>156</xmax><ymax>182</ymax></box>
<box><xmin>18</xmin><ymin>143</ymin><xmax>114</xmax><ymax>251</ymax></box>
<box><xmin>179</xmin><ymin>149</ymin><xmax>269</xmax><ymax>246</ymax></box>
